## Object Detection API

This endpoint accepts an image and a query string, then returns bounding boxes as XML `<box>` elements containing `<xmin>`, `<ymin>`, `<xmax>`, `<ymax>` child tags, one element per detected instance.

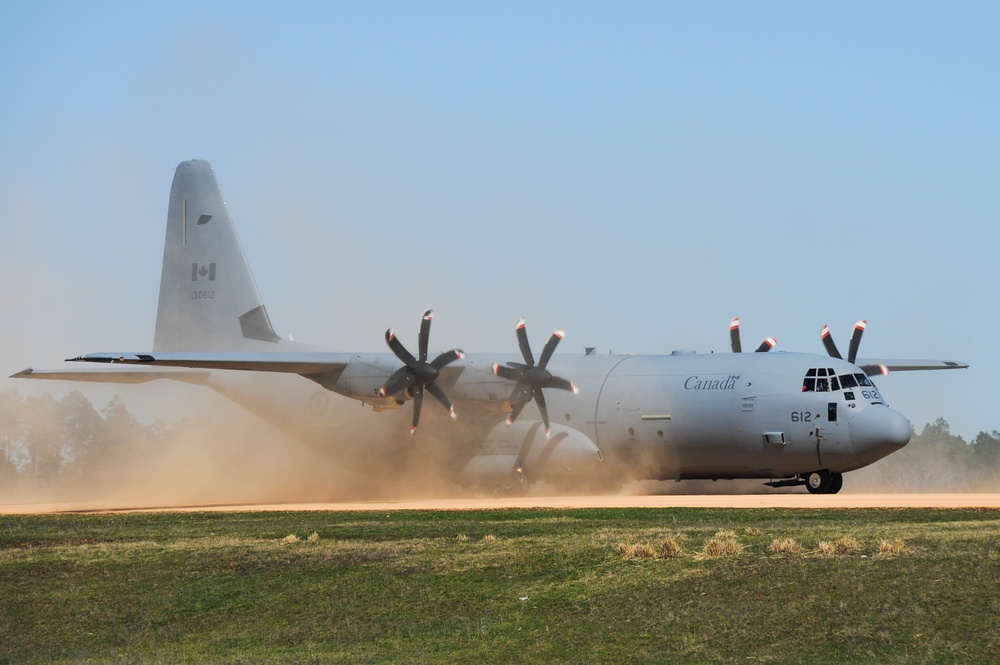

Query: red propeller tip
<box><xmin>764</xmin><ymin>337</ymin><xmax>777</xmax><ymax>349</ymax></box>
<box><xmin>515</xmin><ymin>317</ymin><xmax>526</xmax><ymax>330</ymax></box>
<box><xmin>409</xmin><ymin>426</ymin><xmax>417</xmax><ymax>436</ymax></box>
<box><xmin>879</xmin><ymin>364</ymin><xmax>889</xmax><ymax>375</ymax></box>
<box><xmin>730</xmin><ymin>317</ymin><xmax>740</xmax><ymax>330</ymax></box>
<box><xmin>821</xmin><ymin>325</ymin><xmax>831</xmax><ymax>338</ymax></box>
<box><xmin>505</xmin><ymin>417</ymin><xmax>513</xmax><ymax>427</ymax></box>
<box><xmin>855</xmin><ymin>320</ymin><xmax>868</xmax><ymax>331</ymax></box>
<box><xmin>554</xmin><ymin>329</ymin><xmax>566</xmax><ymax>340</ymax></box>
<box><xmin>571</xmin><ymin>383</ymin><xmax>580</xmax><ymax>395</ymax></box>
<box><xmin>449</xmin><ymin>406</ymin><xmax>457</xmax><ymax>420</ymax></box>
<box><xmin>491</xmin><ymin>362</ymin><xmax>499</xmax><ymax>375</ymax></box>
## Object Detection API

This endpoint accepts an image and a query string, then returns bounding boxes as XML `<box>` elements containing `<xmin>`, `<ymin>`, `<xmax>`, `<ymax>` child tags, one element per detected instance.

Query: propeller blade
<box><xmin>730</xmin><ymin>317</ymin><xmax>742</xmax><ymax>353</ymax></box>
<box><xmin>430</xmin><ymin>348</ymin><xmax>465</xmax><ymax>370</ymax></box>
<box><xmin>506</xmin><ymin>390</ymin><xmax>531</xmax><ymax>425</ymax></box>
<box><xmin>385</xmin><ymin>329</ymin><xmax>417</xmax><ymax>366</ymax></box>
<box><xmin>410</xmin><ymin>384</ymin><xmax>424</xmax><ymax>435</ymax></box>
<box><xmin>493</xmin><ymin>363</ymin><xmax>525</xmax><ymax>382</ymax></box>
<box><xmin>848</xmin><ymin>320</ymin><xmax>867</xmax><ymax>364</ymax></box>
<box><xmin>515</xmin><ymin>317</ymin><xmax>535</xmax><ymax>367</ymax></box>
<box><xmin>426</xmin><ymin>382</ymin><xmax>457</xmax><ymax>419</ymax></box>
<box><xmin>755</xmin><ymin>337</ymin><xmax>777</xmax><ymax>352</ymax></box>
<box><xmin>548</xmin><ymin>376</ymin><xmax>579</xmax><ymax>394</ymax></box>
<box><xmin>418</xmin><ymin>309</ymin><xmax>433</xmax><ymax>362</ymax></box>
<box><xmin>821</xmin><ymin>325</ymin><xmax>842</xmax><ymax>359</ymax></box>
<box><xmin>378</xmin><ymin>366</ymin><xmax>412</xmax><ymax>397</ymax></box>
<box><xmin>537</xmin><ymin>330</ymin><xmax>565</xmax><ymax>369</ymax></box>
<box><xmin>534</xmin><ymin>388</ymin><xmax>551</xmax><ymax>438</ymax></box>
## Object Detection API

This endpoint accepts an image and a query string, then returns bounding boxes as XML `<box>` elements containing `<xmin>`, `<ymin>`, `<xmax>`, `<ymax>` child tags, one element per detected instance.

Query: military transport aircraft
<box><xmin>13</xmin><ymin>160</ymin><xmax>968</xmax><ymax>494</ymax></box>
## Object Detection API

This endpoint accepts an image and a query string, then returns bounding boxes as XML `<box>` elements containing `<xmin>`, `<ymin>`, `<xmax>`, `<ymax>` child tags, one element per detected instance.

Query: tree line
<box><xmin>1</xmin><ymin>388</ymin><xmax>998</xmax><ymax>493</ymax></box>
<box><xmin>0</xmin><ymin>389</ymin><xmax>167</xmax><ymax>489</ymax></box>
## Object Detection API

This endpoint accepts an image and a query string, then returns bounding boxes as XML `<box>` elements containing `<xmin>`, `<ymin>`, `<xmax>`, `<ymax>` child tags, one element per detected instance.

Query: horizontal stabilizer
<box><xmin>10</xmin><ymin>367</ymin><xmax>213</xmax><ymax>385</ymax></box>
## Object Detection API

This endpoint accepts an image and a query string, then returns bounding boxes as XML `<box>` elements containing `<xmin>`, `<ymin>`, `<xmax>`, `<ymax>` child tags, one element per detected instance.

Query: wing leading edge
<box><xmin>66</xmin><ymin>352</ymin><xmax>351</xmax><ymax>376</ymax></box>
<box><xmin>856</xmin><ymin>358</ymin><xmax>969</xmax><ymax>375</ymax></box>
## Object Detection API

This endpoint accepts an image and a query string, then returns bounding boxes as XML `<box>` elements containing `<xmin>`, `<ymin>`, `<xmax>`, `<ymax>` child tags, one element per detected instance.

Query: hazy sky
<box><xmin>1</xmin><ymin>1</ymin><xmax>996</xmax><ymax>440</ymax></box>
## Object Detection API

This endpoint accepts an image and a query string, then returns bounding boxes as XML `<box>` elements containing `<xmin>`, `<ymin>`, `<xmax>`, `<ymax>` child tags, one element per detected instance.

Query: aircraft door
<box><xmin>815</xmin><ymin>401</ymin><xmax>853</xmax><ymax>468</ymax></box>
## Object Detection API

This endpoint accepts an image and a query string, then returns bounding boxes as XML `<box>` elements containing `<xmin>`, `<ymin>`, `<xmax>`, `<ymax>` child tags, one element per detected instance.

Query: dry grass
<box><xmin>616</xmin><ymin>542</ymin><xmax>658</xmax><ymax>559</ymax></box>
<box><xmin>480</xmin><ymin>534</ymin><xmax>497</xmax><ymax>544</ymax></box>
<box><xmin>699</xmin><ymin>536</ymin><xmax>742</xmax><ymax>559</ymax></box>
<box><xmin>834</xmin><ymin>535</ymin><xmax>861</xmax><ymax>554</ymax></box>
<box><xmin>281</xmin><ymin>534</ymin><xmax>300</xmax><ymax>544</ymax></box>
<box><xmin>769</xmin><ymin>537</ymin><xmax>803</xmax><ymax>555</ymax></box>
<box><xmin>876</xmin><ymin>538</ymin><xmax>906</xmax><ymax>557</ymax></box>
<box><xmin>307</xmin><ymin>532</ymin><xmax>320</xmax><ymax>542</ymax></box>
<box><xmin>744</xmin><ymin>527</ymin><xmax>762</xmax><ymax>537</ymax></box>
<box><xmin>660</xmin><ymin>537</ymin><xmax>683</xmax><ymax>558</ymax></box>
<box><xmin>816</xmin><ymin>535</ymin><xmax>862</xmax><ymax>556</ymax></box>
<box><xmin>455</xmin><ymin>533</ymin><xmax>469</xmax><ymax>542</ymax></box>
<box><xmin>714</xmin><ymin>529</ymin><xmax>738</xmax><ymax>539</ymax></box>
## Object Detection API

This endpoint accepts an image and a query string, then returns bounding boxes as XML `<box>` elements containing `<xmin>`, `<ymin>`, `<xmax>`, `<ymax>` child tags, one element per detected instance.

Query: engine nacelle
<box><xmin>458</xmin><ymin>420</ymin><xmax>605</xmax><ymax>488</ymax></box>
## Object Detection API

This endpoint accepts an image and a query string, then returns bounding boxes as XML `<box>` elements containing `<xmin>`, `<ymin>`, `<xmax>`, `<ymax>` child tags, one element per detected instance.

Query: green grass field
<box><xmin>2</xmin><ymin>507</ymin><xmax>998</xmax><ymax>664</ymax></box>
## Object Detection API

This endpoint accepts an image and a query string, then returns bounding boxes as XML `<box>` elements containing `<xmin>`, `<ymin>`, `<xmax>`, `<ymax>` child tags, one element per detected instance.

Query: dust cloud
<box><xmin>3</xmin><ymin>388</ymin><xmax>996</xmax><ymax>514</ymax></box>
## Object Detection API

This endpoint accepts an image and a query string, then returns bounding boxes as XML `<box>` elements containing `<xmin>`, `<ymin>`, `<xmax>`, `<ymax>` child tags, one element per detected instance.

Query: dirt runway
<box><xmin>3</xmin><ymin>493</ymin><xmax>999</xmax><ymax>514</ymax></box>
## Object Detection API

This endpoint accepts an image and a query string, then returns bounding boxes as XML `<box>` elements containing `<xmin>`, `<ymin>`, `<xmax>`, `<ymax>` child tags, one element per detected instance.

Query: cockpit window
<box><xmin>802</xmin><ymin>369</ymin><xmax>875</xmax><ymax>392</ymax></box>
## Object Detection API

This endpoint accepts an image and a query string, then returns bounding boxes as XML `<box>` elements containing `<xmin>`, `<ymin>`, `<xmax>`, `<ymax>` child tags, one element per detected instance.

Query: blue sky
<box><xmin>1</xmin><ymin>1</ymin><xmax>996</xmax><ymax>439</ymax></box>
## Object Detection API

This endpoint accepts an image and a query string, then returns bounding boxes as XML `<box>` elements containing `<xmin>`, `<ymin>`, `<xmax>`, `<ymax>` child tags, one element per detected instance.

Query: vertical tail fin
<box><xmin>153</xmin><ymin>160</ymin><xmax>281</xmax><ymax>351</ymax></box>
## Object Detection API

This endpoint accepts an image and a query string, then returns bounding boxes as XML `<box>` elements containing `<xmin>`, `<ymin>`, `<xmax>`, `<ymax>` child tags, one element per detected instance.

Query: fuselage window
<box><xmin>816</xmin><ymin>378</ymin><xmax>830</xmax><ymax>392</ymax></box>
<box><xmin>854</xmin><ymin>373</ymin><xmax>873</xmax><ymax>387</ymax></box>
<box><xmin>802</xmin><ymin>377</ymin><xmax>816</xmax><ymax>392</ymax></box>
<box><xmin>829</xmin><ymin>376</ymin><xmax>841</xmax><ymax>392</ymax></box>
<box><xmin>839</xmin><ymin>373</ymin><xmax>859</xmax><ymax>389</ymax></box>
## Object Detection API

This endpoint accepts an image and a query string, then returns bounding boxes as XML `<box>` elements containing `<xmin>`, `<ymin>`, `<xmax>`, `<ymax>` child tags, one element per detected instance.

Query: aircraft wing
<box><xmin>856</xmin><ymin>358</ymin><xmax>969</xmax><ymax>375</ymax></box>
<box><xmin>65</xmin><ymin>352</ymin><xmax>353</xmax><ymax>376</ymax></box>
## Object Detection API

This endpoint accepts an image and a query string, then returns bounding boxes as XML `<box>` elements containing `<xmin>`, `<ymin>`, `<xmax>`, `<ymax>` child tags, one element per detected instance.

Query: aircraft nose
<box><xmin>850</xmin><ymin>406</ymin><xmax>911</xmax><ymax>463</ymax></box>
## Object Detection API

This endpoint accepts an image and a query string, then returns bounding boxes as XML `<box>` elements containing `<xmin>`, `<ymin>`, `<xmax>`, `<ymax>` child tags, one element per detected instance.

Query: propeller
<box><xmin>821</xmin><ymin>320</ymin><xmax>867</xmax><ymax>364</ymax></box>
<box><xmin>729</xmin><ymin>317</ymin><xmax>777</xmax><ymax>353</ymax></box>
<box><xmin>492</xmin><ymin>317</ymin><xmax>578</xmax><ymax>439</ymax></box>
<box><xmin>377</xmin><ymin>309</ymin><xmax>464</xmax><ymax>435</ymax></box>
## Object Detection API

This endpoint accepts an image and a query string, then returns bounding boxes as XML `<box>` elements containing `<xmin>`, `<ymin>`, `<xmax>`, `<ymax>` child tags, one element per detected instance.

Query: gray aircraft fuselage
<box><xmin>314</xmin><ymin>346</ymin><xmax>909</xmax><ymax>483</ymax></box>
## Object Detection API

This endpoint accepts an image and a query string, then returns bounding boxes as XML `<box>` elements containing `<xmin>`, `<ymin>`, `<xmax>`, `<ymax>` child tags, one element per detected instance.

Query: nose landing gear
<box><xmin>804</xmin><ymin>469</ymin><xmax>844</xmax><ymax>494</ymax></box>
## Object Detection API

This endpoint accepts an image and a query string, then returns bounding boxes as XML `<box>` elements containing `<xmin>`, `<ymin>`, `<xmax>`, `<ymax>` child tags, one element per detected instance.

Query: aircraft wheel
<box><xmin>495</xmin><ymin>472</ymin><xmax>530</xmax><ymax>497</ymax></box>
<box><xmin>829</xmin><ymin>472</ymin><xmax>844</xmax><ymax>494</ymax></box>
<box><xmin>805</xmin><ymin>470</ymin><xmax>833</xmax><ymax>494</ymax></box>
